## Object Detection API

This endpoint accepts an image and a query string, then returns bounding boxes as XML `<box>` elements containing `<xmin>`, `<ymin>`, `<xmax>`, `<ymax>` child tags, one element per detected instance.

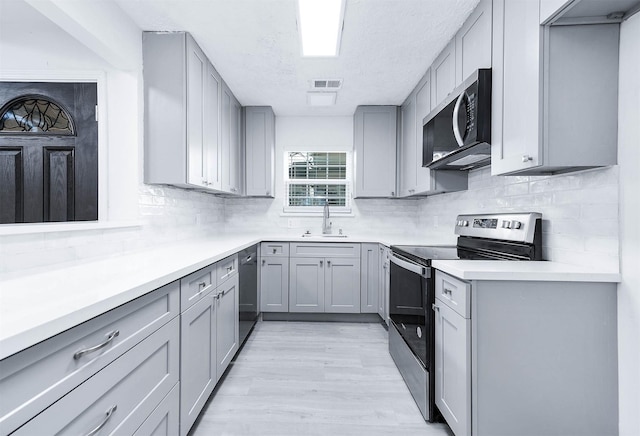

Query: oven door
<box><xmin>389</xmin><ymin>253</ymin><xmax>431</xmax><ymax>367</ymax></box>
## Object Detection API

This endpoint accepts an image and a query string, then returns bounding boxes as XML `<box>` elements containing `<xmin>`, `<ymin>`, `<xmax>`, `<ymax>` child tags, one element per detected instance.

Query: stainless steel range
<box><xmin>388</xmin><ymin>212</ymin><xmax>542</xmax><ymax>422</ymax></box>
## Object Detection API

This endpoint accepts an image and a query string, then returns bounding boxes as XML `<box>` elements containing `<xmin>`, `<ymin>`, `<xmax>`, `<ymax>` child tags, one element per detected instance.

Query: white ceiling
<box><xmin>115</xmin><ymin>0</ymin><xmax>479</xmax><ymax>116</ymax></box>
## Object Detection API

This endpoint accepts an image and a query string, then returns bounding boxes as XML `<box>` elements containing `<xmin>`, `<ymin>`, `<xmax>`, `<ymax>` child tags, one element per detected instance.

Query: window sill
<box><xmin>0</xmin><ymin>220</ymin><xmax>143</xmax><ymax>236</ymax></box>
<box><xmin>280</xmin><ymin>210</ymin><xmax>355</xmax><ymax>217</ymax></box>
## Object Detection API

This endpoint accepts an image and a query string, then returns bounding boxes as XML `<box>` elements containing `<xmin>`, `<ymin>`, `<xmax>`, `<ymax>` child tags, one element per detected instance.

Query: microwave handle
<box><xmin>452</xmin><ymin>92</ymin><xmax>466</xmax><ymax>147</ymax></box>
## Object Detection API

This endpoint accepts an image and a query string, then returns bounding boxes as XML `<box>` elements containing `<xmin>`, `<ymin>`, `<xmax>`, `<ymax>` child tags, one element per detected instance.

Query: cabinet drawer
<box><xmin>260</xmin><ymin>242</ymin><xmax>289</xmax><ymax>257</ymax></box>
<box><xmin>13</xmin><ymin>318</ymin><xmax>179</xmax><ymax>436</ymax></box>
<box><xmin>216</xmin><ymin>254</ymin><xmax>238</xmax><ymax>284</ymax></box>
<box><xmin>290</xmin><ymin>243</ymin><xmax>360</xmax><ymax>258</ymax></box>
<box><xmin>181</xmin><ymin>264</ymin><xmax>216</xmax><ymax>311</ymax></box>
<box><xmin>435</xmin><ymin>271</ymin><xmax>471</xmax><ymax>318</ymax></box>
<box><xmin>0</xmin><ymin>282</ymin><xmax>179</xmax><ymax>435</ymax></box>
<box><xmin>133</xmin><ymin>383</ymin><xmax>179</xmax><ymax>436</ymax></box>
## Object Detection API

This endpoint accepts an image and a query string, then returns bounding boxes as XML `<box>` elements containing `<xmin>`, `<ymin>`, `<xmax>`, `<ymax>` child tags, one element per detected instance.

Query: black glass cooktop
<box><xmin>391</xmin><ymin>245</ymin><xmax>459</xmax><ymax>266</ymax></box>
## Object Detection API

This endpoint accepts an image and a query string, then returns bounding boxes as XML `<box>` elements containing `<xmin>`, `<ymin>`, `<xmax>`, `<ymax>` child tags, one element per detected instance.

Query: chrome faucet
<box><xmin>322</xmin><ymin>200</ymin><xmax>332</xmax><ymax>234</ymax></box>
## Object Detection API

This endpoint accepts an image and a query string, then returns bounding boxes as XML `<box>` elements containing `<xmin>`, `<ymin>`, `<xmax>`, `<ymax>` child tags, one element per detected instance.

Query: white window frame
<box><xmin>283</xmin><ymin>151</ymin><xmax>352</xmax><ymax>215</ymax></box>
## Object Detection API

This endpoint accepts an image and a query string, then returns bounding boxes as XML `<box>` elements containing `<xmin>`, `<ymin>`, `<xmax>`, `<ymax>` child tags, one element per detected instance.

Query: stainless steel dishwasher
<box><xmin>238</xmin><ymin>244</ymin><xmax>259</xmax><ymax>346</ymax></box>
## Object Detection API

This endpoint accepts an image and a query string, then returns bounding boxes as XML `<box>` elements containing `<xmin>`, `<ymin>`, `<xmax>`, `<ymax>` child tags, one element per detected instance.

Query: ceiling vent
<box><xmin>311</xmin><ymin>79</ymin><xmax>343</xmax><ymax>90</ymax></box>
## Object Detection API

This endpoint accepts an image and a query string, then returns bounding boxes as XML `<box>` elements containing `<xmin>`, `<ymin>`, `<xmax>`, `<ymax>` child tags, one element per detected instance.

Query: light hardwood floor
<box><xmin>191</xmin><ymin>321</ymin><xmax>453</xmax><ymax>436</ymax></box>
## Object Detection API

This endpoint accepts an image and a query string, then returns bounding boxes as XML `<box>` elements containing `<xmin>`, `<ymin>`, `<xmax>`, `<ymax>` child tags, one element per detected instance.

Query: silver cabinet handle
<box><xmin>85</xmin><ymin>405</ymin><xmax>117</xmax><ymax>436</ymax></box>
<box><xmin>432</xmin><ymin>303</ymin><xmax>440</xmax><ymax>312</ymax></box>
<box><xmin>452</xmin><ymin>91</ymin><xmax>467</xmax><ymax>147</ymax></box>
<box><xmin>444</xmin><ymin>288</ymin><xmax>453</xmax><ymax>295</ymax></box>
<box><xmin>262</xmin><ymin>259</ymin><xmax>266</xmax><ymax>266</ymax></box>
<box><xmin>522</xmin><ymin>155</ymin><xmax>533</xmax><ymax>162</ymax></box>
<box><xmin>197</xmin><ymin>283</ymin><xmax>214</xmax><ymax>296</ymax></box>
<box><xmin>74</xmin><ymin>330</ymin><xmax>120</xmax><ymax>360</ymax></box>
<box><xmin>327</xmin><ymin>260</ymin><xmax>331</xmax><ymax>267</ymax></box>
<box><xmin>319</xmin><ymin>260</ymin><xmax>323</xmax><ymax>267</ymax></box>
<box><xmin>272</xmin><ymin>248</ymin><xmax>277</xmax><ymax>254</ymax></box>
<box><xmin>215</xmin><ymin>292</ymin><xmax>222</xmax><ymax>300</ymax></box>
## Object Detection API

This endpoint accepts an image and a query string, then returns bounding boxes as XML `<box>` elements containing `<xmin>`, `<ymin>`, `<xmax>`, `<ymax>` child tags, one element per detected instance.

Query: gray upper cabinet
<box><xmin>354</xmin><ymin>106</ymin><xmax>397</xmax><ymax>198</ymax></box>
<box><xmin>430</xmin><ymin>40</ymin><xmax>456</xmax><ymax>110</ymax></box>
<box><xmin>491</xmin><ymin>0</ymin><xmax>619</xmax><ymax>175</ymax></box>
<box><xmin>245</xmin><ymin>107</ymin><xmax>276</xmax><ymax>197</ymax></box>
<box><xmin>221</xmin><ymin>83</ymin><xmax>241</xmax><ymax>195</ymax></box>
<box><xmin>143</xmin><ymin>31</ymin><xmax>242</xmax><ymax>194</ymax></box>
<box><xmin>414</xmin><ymin>74</ymin><xmax>433</xmax><ymax>193</ymax></box>
<box><xmin>455</xmin><ymin>0</ymin><xmax>492</xmax><ymax>84</ymax></box>
<box><xmin>399</xmin><ymin>96</ymin><xmax>417</xmax><ymax>197</ymax></box>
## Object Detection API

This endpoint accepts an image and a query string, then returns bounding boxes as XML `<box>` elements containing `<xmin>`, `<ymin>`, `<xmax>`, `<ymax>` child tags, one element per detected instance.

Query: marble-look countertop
<box><xmin>0</xmin><ymin>234</ymin><xmax>620</xmax><ymax>360</ymax></box>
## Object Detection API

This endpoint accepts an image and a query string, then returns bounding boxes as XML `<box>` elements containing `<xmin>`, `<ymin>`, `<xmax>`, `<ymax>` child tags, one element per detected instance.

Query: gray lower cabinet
<box><xmin>360</xmin><ymin>243</ymin><xmax>379</xmax><ymax>314</ymax></box>
<box><xmin>289</xmin><ymin>243</ymin><xmax>361</xmax><ymax>314</ymax></box>
<box><xmin>324</xmin><ymin>257</ymin><xmax>361</xmax><ymax>313</ymax></box>
<box><xmin>13</xmin><ymin>318</ymin><xmax>180</xmax><ymax>435</ymax></box>
<box><xmin>216</xmin><ymin>273</ymin><xmax>239</xmax><ymax>377</ymax></box>
<box><xmin>434</xmin><ymin>286</ymin><xmax>471</xmax><ymax>436</ymax></box>
<box><xmin>0</xmin><ymin>282</ymin><xmax>180</xmax><ymax>435</ymax></box>
<box><xmin>260</xmin><ymin>243</ymin><xmax>290</xmax><ymax>312</ymax></box>
<box><xmin>179</xmin><ymin>291</ymin><xmax>217</xmax><ymax>436</ymax></box>
<box><xmin>134</xmin><ymin>384</ymin><xmax>180</xmax><ymax>436</ymax></box>
<box><xmin>377</xmin><ymin>245</ymin><xmax>390</xmax><ymax>325</ymax></box>
<box><xmin>433</xmin><ymin>270</ymin><xmax>618</xmax><ymax>436</ymax></box>
<box><xmin>289</xmin><ymin>257</ymin><xmax>325</xmax><ymax>312</ymax></box>
<box><xmin>179</xmin><ymin>254</ymin><xmax>239</xmax><ymax>436</ymax></box>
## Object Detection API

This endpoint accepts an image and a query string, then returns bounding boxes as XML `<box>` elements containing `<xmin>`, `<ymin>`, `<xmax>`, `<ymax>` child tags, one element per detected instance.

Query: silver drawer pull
<box><xmin>198</xmin><ymin>281</ymin><xmax>207</xmax><ymax>289</ymax></box>
<box><xmin>432</xmin><ymin>303</ymin><xmax>439</xmax><ymax>312</ymax></box>
<box><xmin>74</xmin><ymin>330</ymin><xmax>120</xmax><ymax>360</ymax></box>
<box><xmin>197</xmin><ymin>283</ymin><xmax>214</xmax><ymax>296</ymax></box>
<box><xmin>444</xmin><ymin>288</ymin><xmax>453</xmax><ymax>295</ymax></box>
<box><xmin>85</xmin><ymin>405</ymin><xmax>117</xmax><ymax>436</ymax></box>
<box><xmin>327</xmin><ymin>260</ymin><xmax>331</xmax><ymax>267</ymax></box>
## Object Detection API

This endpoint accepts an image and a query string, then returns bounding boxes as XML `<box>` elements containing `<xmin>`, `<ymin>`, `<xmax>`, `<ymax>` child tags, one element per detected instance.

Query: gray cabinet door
<box><xmin>180</xmin><ymin>294</ymin><xmax>216</xmax><ymax>436</ymax></box>
<box><xmin>353</xmin><ymin>106</ymin><xmax>397</xmax><ymax>198</ymax></box>
<box><xmin>245</xmin><ymin>106</ymin><xmax>275</xmax><ymax>197</ymax></box>
<box><xmin>216</xmin><ymin>275</ymin><xmax>239</xmax><ymax>378</ymax></box>
<box><xmin>434</xmin><ymin>299</ymin><xmax>471</xmax><ymax>436</ymax></box>
<box><xmin>399</xmin><ymin>96</ymin><xmax>417</xmax><ymax>197</ymax></box>
<box><xmin>133</xmin><ymin>384</ymin><xmax>179</xmax><ymax>436</ymax></box>
<box><xmin>204</xmin><ymin>63</ymin><xmax>222</xmax><ymax>190</ymax></box>
<box><xmin>414</xmin><ymin>74</ymin><xmax>432</xmax><ymax>194</ymax></box>
<box><xmin>220</xmin><ymin>83</ymin><xmax>233</xmax><ymax>193</ymax></box>
<box><xmin>491</xmin><ymin>0</ymin><xmax>541</xmax><ymax>175</ymax></box>
<box><xmin>260</xmin><ymin>256</ymin><xmax>289</xmax><ymax>312</ymax></box>
<box><xmin>186</xmin><ymin>35</ymin><xmax>207</xmax><ymax>188</ymax></box>
<box><xmin>455</xmin><ymin>0</ymin><xmax>492</xmax><ymax>84</ymax></box>
<box><xmin>325</xmin><ymin>257</ymin><xmax>361</xmax><ymax>313</ymax></box>
<box><xmin>430</xmin><ymin>40</ymin><xmax>456</xmax><ymax>110</ymax></box>
<box><xmin>360</xmin><ymin>243</ymin><xmax>379</xmax><ymax>314</ymax></box>
<box><xmin>289</xmin><ymin>257</ymin><xmax>325</xmax><ymax>312</ymax></box>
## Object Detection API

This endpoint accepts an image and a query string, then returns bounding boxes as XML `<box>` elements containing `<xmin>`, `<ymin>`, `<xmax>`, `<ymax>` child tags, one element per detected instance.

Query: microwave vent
<box><xmin>311</xmin><ymin>79</ymin><xmax>343</xmax><ymax>90</ymax></box>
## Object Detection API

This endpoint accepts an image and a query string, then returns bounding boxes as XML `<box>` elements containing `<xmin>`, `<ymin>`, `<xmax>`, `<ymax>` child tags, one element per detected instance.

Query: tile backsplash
<box><xmin>417</xmin><ymin>166</ymin><xmax>619</xmax><ymax>270</ymax></box>
<box><xmin>0</xmin><ymin>166</ymin><xmax>619</xmax><ymax>273</ymax></box>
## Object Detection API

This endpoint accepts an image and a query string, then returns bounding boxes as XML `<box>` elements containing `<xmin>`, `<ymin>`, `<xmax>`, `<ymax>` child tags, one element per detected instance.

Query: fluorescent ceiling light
<box><xmin>307</xmin><ymin>92</ymin><xmax>337</xmax><ymax>106</ymax></box>
<box><xmin>298</xmin><ymin>0</ymin><xmax>345</xmax><ymax>57</ymax></box>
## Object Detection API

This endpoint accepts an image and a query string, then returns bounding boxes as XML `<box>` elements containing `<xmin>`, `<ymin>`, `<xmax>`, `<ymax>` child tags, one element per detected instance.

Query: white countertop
<box><xmin>0</xmin><ymin>234</ymin><xmax>620</xmax><ymax>360</ymax></box>
<box><xmin>432</xmin><ymin>259</ymin><xmax>621</xmax><ymax>282</ymax></box>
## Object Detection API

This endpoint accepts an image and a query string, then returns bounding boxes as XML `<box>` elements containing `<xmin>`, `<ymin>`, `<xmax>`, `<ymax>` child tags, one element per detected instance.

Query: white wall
<box><xmin>224</xmin><ymin>116</ymin><xmax>419</xmax><ymax>237</ymax></box>
<box><xmin>617</xmin><ymin>12</ymin><xmax>640</xmax><ymax>436</ymax></box>
<box><xmin>0</xmin><ymin>0</ymin><xmax>226</xmax><ymax>273</ymax></box>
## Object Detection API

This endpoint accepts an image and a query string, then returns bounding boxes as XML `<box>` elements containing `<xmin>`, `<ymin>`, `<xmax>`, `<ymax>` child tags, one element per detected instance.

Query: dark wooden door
<box><xmin>0</xmin><ymin>82</ymin><xmax>98</xmax><ymax>223</ymax></box>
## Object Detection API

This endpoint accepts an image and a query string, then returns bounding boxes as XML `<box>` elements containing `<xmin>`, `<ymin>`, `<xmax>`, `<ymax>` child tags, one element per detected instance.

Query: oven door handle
<box><xmin>390</xmin><ymin>253</ymin><xmax>429</xmax><ymax>278</ymax></box>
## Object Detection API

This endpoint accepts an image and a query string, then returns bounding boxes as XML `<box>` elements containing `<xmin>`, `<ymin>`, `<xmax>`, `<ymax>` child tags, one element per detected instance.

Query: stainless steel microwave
<box><xmin>422</xmin><ymin>69</ymin><xmax>491</xmax><ymax>170</ymax></box>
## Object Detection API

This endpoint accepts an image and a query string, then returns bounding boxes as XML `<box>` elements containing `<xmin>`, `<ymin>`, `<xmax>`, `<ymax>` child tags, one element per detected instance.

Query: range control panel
<box><xmin>455</xmin><ymin>213</ymin><xmax>541</xmax><ymax>243</ymax></box>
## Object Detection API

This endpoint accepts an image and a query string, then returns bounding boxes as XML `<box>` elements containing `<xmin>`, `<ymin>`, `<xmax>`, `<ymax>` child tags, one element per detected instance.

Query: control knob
<box><xmin>502</xmin><ymin>220</ymin><xmax>511</xmax><ymax>229</ymax></box>
<box><xmin>511</xmin><ymin>220</ymin><xmax>522</xmax><ymax>229</ymax></box>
